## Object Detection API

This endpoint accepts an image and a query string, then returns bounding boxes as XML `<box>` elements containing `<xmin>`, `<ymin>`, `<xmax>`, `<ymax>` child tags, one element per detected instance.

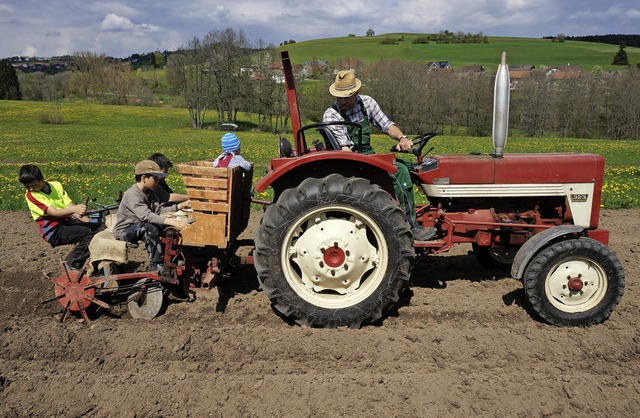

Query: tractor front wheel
<box><xmin>255</xmin><ymin>174</ymin><xmax>414</xmax><ymax>328</ymax></box>
<box><xmin>522</xmin><ymin>238</ymin><xmax>624</xmax><ymax>326</ymax></box>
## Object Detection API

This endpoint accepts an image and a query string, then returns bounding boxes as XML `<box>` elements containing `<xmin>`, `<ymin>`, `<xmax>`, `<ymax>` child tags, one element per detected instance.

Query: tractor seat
<box><xmin>279</xmin><ymin>137</ymin><xmax>295</xmax><ymax>158</ymax></box>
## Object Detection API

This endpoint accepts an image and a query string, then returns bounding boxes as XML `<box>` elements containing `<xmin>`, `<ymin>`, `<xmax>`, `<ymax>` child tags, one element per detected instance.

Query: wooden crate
<box><xmin>176</xmin><ymin>160</ymin><xmax>252</xmax><ymax>247</ymax></box>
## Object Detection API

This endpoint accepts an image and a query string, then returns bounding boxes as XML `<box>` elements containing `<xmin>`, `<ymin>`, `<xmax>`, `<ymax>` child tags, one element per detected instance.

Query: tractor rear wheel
<box><xmin>255</xmin><ymin>174</ymin><xmax>414</xmax><ymax>328</ymax></box>
<box><xmin>522</xmin><ymin>238</ymin><xmax>625</xmax><ymax>326</ymax></box>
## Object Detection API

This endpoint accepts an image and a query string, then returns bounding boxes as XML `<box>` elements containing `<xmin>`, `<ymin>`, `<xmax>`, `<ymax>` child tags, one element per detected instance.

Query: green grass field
<box><xmin>1</xmin><ymin>100</ymin><xmax>638</xmax><ymax>211</ymax></box>
<box><xmin>281</xmin><ymin>34</ymin><xmax>640</xmax><ymax>72</ymax></box>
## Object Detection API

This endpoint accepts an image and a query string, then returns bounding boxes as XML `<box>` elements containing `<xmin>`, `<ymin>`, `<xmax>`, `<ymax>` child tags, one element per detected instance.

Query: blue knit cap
<box><xmin>221</xmin><ymin>132</ymin><xmax>240</xmax><ymax>152</ymax></box>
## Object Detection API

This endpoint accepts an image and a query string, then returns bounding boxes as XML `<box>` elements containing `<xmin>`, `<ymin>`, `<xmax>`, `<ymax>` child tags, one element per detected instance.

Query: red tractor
<box><xmin>251</xmin><ymin>51</ymin><xmax>625</xmax><ymax>328</ymax></box>
<box><xmin>46</xmin><ymin>51</ymin><xmax>625</xmax><ymax>329</ymax></box>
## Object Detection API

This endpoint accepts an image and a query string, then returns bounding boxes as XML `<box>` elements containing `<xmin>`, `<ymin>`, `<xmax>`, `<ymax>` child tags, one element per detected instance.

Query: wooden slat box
<box><xmin>176</xmin><ymin>160</ymin><xmax>253</xmax><ymax>247</ymax></box>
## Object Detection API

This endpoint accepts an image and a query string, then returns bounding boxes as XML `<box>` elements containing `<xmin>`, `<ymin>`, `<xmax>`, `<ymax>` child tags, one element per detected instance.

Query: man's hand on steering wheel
<box><xmin>390</xmin><ymin>136</ymin><xmax>416</xmax><ymax>153</ymax></box>
<box><xmin>396</xmin><ymin>136</ymin><xmax>413</xmax><ymax>151</ymax></box>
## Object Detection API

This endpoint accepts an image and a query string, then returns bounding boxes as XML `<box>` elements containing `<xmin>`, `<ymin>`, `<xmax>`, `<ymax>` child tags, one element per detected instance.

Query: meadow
<box><xmin>1</xmin><ymin>100</ymin><xmax>638</xmax><ymax>211</ymax></box>
<box><xmin>281</xmin><ymin>34</ymin><xmax>640</xmax><ymax>73</ymax></box>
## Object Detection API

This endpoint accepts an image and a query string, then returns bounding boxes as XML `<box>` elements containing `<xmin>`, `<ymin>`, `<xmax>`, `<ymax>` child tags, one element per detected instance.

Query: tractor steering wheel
<box><xmin>389</xmin><ymin>132</ymin><xmax>438</xmax><ymax>157</ymax></box>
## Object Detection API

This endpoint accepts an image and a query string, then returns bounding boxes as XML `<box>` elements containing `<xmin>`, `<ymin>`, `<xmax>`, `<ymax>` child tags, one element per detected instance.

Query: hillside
<box><xmin>279</xmin><ymin>33</ymin><xmax>640</xmax><ymax>72</ymax></box>
<box><xmin>7</xmin><ymin>33</ymin><xmax>638</xmax><ymax>74</ymax></box>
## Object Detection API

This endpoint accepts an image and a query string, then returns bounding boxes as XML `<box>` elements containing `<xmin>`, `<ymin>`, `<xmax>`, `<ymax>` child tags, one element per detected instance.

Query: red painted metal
<box><xmin>419</xmin><ymin>153</ymin><xmax>604</xmax><ymax>185</ymax></box>
<box><xmin>52</xmin><ymin>269</ymin><xmax>95</xmax><ymax>312</ymax></box>
<box><xmin>323</xmin><ymin>245</ymin><xmax>346</xmax><ymax>268</ymax></box>
<box><xmin>568</xmin><ymin>276</ymin><xmax>584</xmax><ymax>291</ymax></box>
<box><xmin>202</xmin><ymin>258</ymin><xmax>220</xmax><ymax>288</ymax></box>
<box><xmin>586</xmin><ymin>229</ymin><xmax>609</xmax><ymax>245</ymax></box>
<box><xmin>281</xmin><ymin>51</ymin><xmax>303</xmax><ymax>154</ymax></box>
<box><xmin>254</xmin><ymin>152</ymin><xmax>397</xmax><ymax>192</ymax></box>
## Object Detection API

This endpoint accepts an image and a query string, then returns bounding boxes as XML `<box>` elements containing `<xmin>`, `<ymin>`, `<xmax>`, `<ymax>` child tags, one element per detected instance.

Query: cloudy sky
<box><xmin>1</xmin><ymin>0</ymin><xmax>639</xmax><ymax>58</ymax></box>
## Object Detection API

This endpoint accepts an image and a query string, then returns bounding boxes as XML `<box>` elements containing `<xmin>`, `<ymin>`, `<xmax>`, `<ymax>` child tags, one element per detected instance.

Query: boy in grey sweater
<box><xmin>113</xmin><ymin>160</ymin><xmax>190</xmax><ymax>271</ymax></box>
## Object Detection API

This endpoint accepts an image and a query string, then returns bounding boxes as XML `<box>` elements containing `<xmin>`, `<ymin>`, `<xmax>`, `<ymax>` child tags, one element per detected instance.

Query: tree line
<box><xmin>564</xmin><ymin>34</ymin><xmax>640</xmax><ymax>49</ymax></box>
<box><xmin>300</xmin><ymin>61</ymin><xmax>640</xmax><ymax>140</ymax></box>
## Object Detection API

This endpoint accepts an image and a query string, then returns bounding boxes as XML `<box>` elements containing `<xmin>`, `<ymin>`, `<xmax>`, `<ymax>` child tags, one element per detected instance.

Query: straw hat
<box><xmin>329</xmin><ymin>70</ymin><xmax>362</xmax><ymax>97</ymax></box>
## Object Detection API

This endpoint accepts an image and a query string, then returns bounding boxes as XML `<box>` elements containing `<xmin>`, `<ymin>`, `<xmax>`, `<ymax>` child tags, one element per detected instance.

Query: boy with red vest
<box><xmin>19</xmin><ymin>164</ymin><xmax>99</xmax><ymax>269</ymax></box>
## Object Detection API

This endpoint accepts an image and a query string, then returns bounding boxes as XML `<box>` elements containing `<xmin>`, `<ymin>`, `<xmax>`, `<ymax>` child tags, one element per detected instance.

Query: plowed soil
<box><xmin>1</xmin><ymin>209</ymin><xmax>639</xmax><ymax>417</ymax></box>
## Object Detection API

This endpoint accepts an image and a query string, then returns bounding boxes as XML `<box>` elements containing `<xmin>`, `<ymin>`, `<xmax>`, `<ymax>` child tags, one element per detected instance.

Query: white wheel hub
<box><xmin>290</xmin><ymin>214</ymin><xmax>378</xmax><ymax>294</ymax></box>
<box><xmin>282</xmin><ymin>206</ymin><xmax>388</xmax><ymax>309</ymax></box>
<box><xmin>545</xmin><ymin>257</ymin><xmax>607</xmax><ymax>312</ymax></box>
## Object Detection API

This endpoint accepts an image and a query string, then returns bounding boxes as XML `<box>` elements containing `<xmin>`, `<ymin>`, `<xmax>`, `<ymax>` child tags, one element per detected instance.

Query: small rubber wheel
<box><xmin>522</xmin><ymin>238</ymin><xmax>625</xmax><ymax>326</ymax></box>
<box><xmin>127</xmin><ymin>279</ymin><xmax>163</xmax><ymax>320</ymax></box>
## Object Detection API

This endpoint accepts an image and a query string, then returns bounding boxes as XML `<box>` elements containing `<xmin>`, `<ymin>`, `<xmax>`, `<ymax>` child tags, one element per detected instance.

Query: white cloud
<box><xmin>20</xmin><ymin>45</ymin><xmax>38</xmax><ymax>57</ymax></box>
<box><xmin>625</xmin><ymin>8</ymin><xmax>640</xmax><ymax>19</ymax></box>
<box><xmin>1</xmin><ymin>0</ymin><xmax>638</xmax><ymax>59</ymax></box>
<box><xmin>99</xmin><ymin>13</ymin><xmax>159</xmax><ymax>34</ymax></box>
<box><xmin>100</xmin><ymin>14</ymin><xmax>135</xmax><ymax>31</ymax></box>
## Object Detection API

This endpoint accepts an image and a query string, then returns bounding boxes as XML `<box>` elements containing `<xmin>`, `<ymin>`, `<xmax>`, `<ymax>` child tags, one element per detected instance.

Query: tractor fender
<box><xmin>255</xmin><ymin>152</ymin><xmax>398</xmax><ymax>198</ymax></box>
<box><xmin>510</xmin><ymin>225</ymin><xmax>585</xmax><ymax>279</ymax></box>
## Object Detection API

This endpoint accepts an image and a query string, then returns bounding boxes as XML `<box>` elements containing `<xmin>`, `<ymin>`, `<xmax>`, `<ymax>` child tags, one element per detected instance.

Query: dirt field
<box><xmin>1</xmin><ymin>208</ymin><xmax>639</xmax><ymax>417</ymax></box>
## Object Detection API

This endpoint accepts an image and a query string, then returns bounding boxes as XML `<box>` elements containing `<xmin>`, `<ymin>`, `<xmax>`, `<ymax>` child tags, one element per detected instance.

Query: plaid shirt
<box><xmin>322</xmin><ymin>95</ymin><xmax>395</xmax><ymax>148</ymax></box>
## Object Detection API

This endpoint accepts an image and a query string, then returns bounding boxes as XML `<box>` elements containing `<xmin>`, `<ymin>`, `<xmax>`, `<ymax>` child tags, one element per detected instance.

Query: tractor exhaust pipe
<box><xmin>492</xmin><ymin>51</ymin><xmax>510</xmax><ymax>158</ymax></box>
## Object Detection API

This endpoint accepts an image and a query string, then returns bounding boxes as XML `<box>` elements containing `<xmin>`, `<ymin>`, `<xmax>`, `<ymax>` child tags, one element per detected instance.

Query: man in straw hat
<box><xmin>322</xmin><ymin>69</ymin><xmax>437</xmax><ymax>241</ymax></box>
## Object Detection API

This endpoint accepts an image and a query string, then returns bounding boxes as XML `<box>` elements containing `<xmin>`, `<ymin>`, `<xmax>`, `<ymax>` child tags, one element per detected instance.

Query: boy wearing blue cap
<box><xmin>213</xmin><ymin>132</ymin><xmax>252</xmax><ymax>170</ymax></box>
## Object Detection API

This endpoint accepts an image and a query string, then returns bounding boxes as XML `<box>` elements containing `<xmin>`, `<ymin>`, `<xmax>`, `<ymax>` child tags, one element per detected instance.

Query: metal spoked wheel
<box><xmin>44</xmin><ymin>263</ymin><xmax>110</xmax><ymax>324</ymax></box>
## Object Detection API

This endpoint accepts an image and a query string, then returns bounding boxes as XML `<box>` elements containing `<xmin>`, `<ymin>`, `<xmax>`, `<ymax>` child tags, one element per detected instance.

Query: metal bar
<box><xmin>448</xmin><ymin>219</ymin><xmax>556</xmax><ymax>229</ymax></box>
<box><xmin>78</xmin><ymin>302</ymin><xmax>90</xmax><ymax>324</ymax></box>
<box><xmin>281</xmin><ymin>50</ymin><xmax>303</xmax><ymax>154</ymax></box>
<box><xmin>60</xmin><ymin>301</ymin><xmax>71</xmax><ymax>323</ymax></box>
<box><xmin>41</xmin><ymin>294</ymin><xmax>65</xmax><ymax>304</ymax></box>
<box><xmin>85</xmin><ymin>295</ymin><xmax>109</xmax><ymax>309</ymax></box>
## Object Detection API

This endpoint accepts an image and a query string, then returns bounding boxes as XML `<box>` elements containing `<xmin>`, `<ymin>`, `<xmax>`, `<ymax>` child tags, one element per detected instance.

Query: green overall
<box><xmin>337</xmin><ymin>99</ymin><xmax>417</xmax><ymax>225</ymax></box>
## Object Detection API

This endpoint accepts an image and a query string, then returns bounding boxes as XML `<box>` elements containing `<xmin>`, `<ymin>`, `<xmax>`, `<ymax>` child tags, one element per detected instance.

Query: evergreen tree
<box><xmin>0</xmin><ymin>59</ymin><xmax>22</xmax><ymax>100</ymax></box>
<box><xmin>612</xmin><ymin>45</ymin><xmax>629</xmax><ymax>66</ymax></box>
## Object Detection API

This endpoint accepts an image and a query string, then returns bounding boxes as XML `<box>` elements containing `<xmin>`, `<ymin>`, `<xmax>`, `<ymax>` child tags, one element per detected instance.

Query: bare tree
<box><xmin>458</xmin><ymin>75</ymin><xmax>493</xmax><ymax>136</ymax></box>
<box><xmin>100</xmin><ymin>61</ymin><xmax>136</xmax><ymax>105</ymax></box>
<box><xmin>167</xmin><ymin>38</ymin><xmax>213</xmax><ymax>129</ymax></box>
<box><xmin>70</xmin><ymin>51</ymin><xmax>108</xmax><ymax>102</ymax></box>
<box><xmin>201</xmin><ymin>28</ymin><xmax>252</xmax><ymax>123</ymax></box>
<box><xmin>515</xmin><ymin>71</ymin><xmax>553</xmax><ymax>137</ymax></box>
<box><xmin>602</xmin><ymin>68</ymin><xmax>640</xmax><ymax>139</ymax></box>
<box><xmin>250</xmin><ymin>43</ymin><xmax>284</xmax><ymax>131</ymax></box>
